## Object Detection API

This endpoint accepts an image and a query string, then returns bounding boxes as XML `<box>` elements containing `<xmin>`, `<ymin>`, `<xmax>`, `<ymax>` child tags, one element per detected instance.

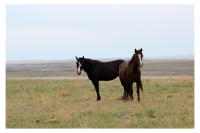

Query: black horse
<box><xmin>76</xmin><ymin>56</ymin><xmax>125</xmax><ymax>100</ymax></box>
<box><xmin>119</xmin><ymin>48</ymin><xmax>143</xmax><ymax>102</ymax></box>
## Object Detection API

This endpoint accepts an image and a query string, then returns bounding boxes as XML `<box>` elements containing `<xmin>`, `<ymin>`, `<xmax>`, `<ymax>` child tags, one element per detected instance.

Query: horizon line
<box><xmin>6</xmin><ymin>55</ymin><xmax>194</xmax><ymax>63</ymax></box>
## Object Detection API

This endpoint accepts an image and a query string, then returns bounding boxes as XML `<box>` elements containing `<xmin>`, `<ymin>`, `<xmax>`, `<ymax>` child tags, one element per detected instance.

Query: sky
<box><xmin>6</xmin><ymin>4</ymin><xmax>194</xmax><ymax>61</ymax></box>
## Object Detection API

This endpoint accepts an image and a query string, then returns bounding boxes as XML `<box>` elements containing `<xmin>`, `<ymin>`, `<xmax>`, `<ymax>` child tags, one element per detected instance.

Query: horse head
<box><xmin>134</xmin><ymin>48</ymin><xmax>143</xmax><ymax>68</ymax></box>
<box><xmin>75</xmin><ymin>56</ymin><xmax>85</xmax><ymax>75</ymax></box>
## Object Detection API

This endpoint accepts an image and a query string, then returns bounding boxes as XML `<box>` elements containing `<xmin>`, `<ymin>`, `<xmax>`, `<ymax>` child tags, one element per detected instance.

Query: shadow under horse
<box><xmin>75</xmin><ymin>56</ymin><xmax>125</xmax><ymax>100</ymax></box>
<box><xmin>119</xmin><ymin>48</ymin><xmax>143</xmax><ymax>102</ymax></box>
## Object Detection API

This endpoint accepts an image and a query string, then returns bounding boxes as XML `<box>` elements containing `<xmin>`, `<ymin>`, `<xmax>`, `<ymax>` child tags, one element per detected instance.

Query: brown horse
<box><xmin>119</xmin><ymin>48</ymin><xmax>143</xmax><ymax>102</ymax></box>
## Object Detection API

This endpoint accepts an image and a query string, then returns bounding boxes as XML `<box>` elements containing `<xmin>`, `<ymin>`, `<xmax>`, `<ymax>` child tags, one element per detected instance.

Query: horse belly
<box><xmin>119</xmin><ymin>72</ymin><xmax>129</xmax><ymax>83</ymax></box>
<box><xmin>98</xmin><ymin>68</ymin><xmax>118</xmax><ymax>81</ymax></box>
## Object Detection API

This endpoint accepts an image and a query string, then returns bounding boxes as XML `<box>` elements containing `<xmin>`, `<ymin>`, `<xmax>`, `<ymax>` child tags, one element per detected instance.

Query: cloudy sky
<box><xmin>6</xmin><ymin>4</ymin><xmax>194</xmax><ymax>61</ymax></box>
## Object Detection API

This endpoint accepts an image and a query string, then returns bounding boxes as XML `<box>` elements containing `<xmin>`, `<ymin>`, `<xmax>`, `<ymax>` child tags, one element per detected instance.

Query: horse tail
<box><xmin>139</xmin><ymin>80</ymin><xmax>143</xmax><ymax>92</ymax></box>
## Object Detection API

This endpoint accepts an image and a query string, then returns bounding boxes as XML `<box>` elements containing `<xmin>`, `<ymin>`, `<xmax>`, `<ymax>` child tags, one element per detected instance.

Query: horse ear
<box><xmin>82</xmin><ymin>56</ymin><xmax>84</xmax><ymax>59</ymax></box>
<box><xmin>135</xmin><ymin>49</ymin><xmax>137</xmax><ymax>53</ymax></box>
<box><xmin>75</xmin><ymin>56</ymin><xmax>78</xmax><ymax>60</ymax></box>
<box><xmin>140</xmin><ymin>48</ymin><xmax>142</xmax><ymax>52</ymax></box>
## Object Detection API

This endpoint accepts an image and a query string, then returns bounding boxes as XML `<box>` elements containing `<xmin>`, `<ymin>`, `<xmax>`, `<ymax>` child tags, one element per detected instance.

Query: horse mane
<box><xmin>84</xmin><ymin>58</ymin><xmax>92</xmax><ymax>62</ymax></box>
<box><xmin>82</xmin><ymin>58</ymin><xmax>100</xmax><ymax>71</ymax></box>
<box><xmin>84</xmin><ymin>58</ymin><xmax>102</xmax><ymax>63</ymax></box>
<box><xmin>128</xmin><ymin>54</ymin><xmax>136</xmax><ymax>65</ymax></box>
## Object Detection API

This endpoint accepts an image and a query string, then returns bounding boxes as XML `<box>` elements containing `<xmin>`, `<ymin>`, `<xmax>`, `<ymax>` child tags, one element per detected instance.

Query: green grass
<box><xmin>6</xmin><ymin>78</ymin><xmax>194</xmax><ymax>128</ymax></box>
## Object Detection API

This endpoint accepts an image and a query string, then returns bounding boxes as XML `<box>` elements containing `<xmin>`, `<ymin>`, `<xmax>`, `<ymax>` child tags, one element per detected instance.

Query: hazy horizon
<box><xmin>6</xmin><ymin>5</ymin><xmax>194</xmax><ymax>61</ymax></box>
<box><xmin>6</xmin><ymin>53</ymin><xmax>195</xmax><ymax>62</ymax></box>
<box><xmin>6</xmin><ymin>55</ymin><xmax>194</xmax><ymax>64</ymax></box>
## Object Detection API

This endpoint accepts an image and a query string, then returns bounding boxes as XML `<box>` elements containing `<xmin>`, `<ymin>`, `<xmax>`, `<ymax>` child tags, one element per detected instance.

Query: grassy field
<box><xmin>6</xmin><ymin>76</ymin><xmax>194</xmax><ymax>128</ymax></box>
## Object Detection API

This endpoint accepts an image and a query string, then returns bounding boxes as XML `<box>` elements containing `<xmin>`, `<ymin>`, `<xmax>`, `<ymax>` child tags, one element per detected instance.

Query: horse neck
<box><xmin>82</xmin><ymin>59</ymin><xmax>92</xmax><ymax>73</ymax></box>
<box><xmin>128</xmin><ymin>56</ymin><xmax>140</xmax><ymax>73</ymax></box>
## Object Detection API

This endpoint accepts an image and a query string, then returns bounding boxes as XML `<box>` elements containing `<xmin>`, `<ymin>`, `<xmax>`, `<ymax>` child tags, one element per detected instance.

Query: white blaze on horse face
<box><xmin>138</xmin><ymin>54</ymin><xmax>143</xmax><ymax>68</ymax></box>
<box><xmin>77</xmin><ymin>62</ymin><xmax>81</xmax><ymax>74</ymax></box>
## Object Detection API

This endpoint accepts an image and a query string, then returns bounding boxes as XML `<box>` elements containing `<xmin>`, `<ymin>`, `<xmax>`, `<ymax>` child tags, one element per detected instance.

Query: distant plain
<box><xmin>6</xmin><ymin>57</ymin><xmax>194</xmax><ymax>79</ymax></box>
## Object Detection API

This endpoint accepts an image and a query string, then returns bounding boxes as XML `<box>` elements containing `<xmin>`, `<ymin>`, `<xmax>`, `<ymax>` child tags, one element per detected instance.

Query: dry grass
<box><xmin>6</xmin><ymin>78</ymin><xmax>194</xmax><ymax>128</ymax></box>
<box><xmin>60</xmin><ymin>90</ymin><xmax>68</xmax><ymax>96</ymax></box>
<box><xmin>180</xmin><ymin>74</ymin><xmax>188</xmax><ymax>80</ymax></box>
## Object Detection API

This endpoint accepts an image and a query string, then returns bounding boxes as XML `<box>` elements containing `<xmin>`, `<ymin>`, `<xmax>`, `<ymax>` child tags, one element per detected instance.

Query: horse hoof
<box><xmin>123</xmin><ymin>99</ymin><xmax>128</xmax><ymax>102</ymax></box>
<box><xmin>121</xmin><ymin>97</ymin><xmax>125</xmax><ymax>100</ymax></box>
<box><xmin>130</xmin><ymin>97</ymin><xmax>133</xmax><ymax>101</ymax></box>
<box><xmin>97</xmin><ymin>98</ymin><xmax>101</xmax><ymax>101</ymax></box>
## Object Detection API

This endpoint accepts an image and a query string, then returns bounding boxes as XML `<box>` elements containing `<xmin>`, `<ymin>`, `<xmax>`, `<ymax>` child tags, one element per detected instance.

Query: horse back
<box><xmin>92</xmin><ymin>59</ymin><xmax>125</xmax><ymax>81</ymax></box>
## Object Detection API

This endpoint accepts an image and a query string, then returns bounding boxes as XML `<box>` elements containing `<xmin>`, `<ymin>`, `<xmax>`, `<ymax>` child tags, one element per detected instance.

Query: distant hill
<box><xmin>144</xmin><ymin>56</ymin><xmax>194</xmax><ymax>60</ymax></box>
<box><xmin>174</xmin><ymin>54</ymin><xmax>194</xmax><ymax>57</ymax></box>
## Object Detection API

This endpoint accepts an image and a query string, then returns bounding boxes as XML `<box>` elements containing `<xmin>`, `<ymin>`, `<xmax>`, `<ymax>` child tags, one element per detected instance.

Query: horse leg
<box><xmin>119</xmin><ymin>78</ymin><xmax>126</xmax><ymax>100</ymax></box>
<box><xmin>128</xmin><ymin>83</ymin><xmax>133</xmax><ymax>101</ymax></box>
<box><xmin>92</xmin><ymin>79</ymin><xmax>101</xmax><ymax>101</ymax></box>
<box><xmin>136</xmin><ymin>82</ymin><xmax>140</xmax><ymax>102</ymax></box>
<box><xmin>123</xmin><ymin>84</ymin><xmax>129</xmax><ymax>102</ymax></box>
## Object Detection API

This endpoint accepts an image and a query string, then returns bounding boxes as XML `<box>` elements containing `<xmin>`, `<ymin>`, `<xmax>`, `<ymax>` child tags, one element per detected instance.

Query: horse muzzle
<box><xmin>77</xmin><ymin>71</ymin><xmax>81</xmax><ymax>75</ymax></box>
